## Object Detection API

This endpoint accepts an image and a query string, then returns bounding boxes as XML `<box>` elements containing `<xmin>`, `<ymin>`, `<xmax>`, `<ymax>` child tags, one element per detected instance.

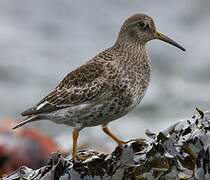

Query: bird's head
<box><xmin>117</xmin><ymin>14</ymin><xmax>185</xmax><ymax>51</ymax></box>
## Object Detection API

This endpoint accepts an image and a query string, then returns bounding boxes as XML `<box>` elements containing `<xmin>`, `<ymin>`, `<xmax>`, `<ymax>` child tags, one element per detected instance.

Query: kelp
<box><xmin>3</xmin><ymin>109</ymin><xmax>210</xmax><ymax>180</ymax></box>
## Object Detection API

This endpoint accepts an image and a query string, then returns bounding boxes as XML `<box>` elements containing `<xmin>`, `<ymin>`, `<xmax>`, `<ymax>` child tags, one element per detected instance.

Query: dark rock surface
<box><xmin>3</xmin><ymin>109</ymin><xmax>210</xmax><ymax>179</ymax></box>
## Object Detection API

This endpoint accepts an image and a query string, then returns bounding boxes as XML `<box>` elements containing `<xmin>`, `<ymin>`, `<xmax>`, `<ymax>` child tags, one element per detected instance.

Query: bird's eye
<box><xmin>138</xmin><ymin>21</ymin><xmax>147</xmax><ymax>29</ymax></box>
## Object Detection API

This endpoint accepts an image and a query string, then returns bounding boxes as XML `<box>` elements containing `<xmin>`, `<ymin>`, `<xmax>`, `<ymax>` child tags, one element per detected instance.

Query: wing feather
<box><xmin>21</xmin><ymin>59</ymin><xmax>111</xmax><ymax>116</ymax></box>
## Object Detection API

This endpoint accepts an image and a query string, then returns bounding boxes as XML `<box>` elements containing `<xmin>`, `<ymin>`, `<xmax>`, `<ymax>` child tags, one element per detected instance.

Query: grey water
<box><xmin>0</xmin><ymin>0</ymin><xmax>209</xmax><ymax>150</ymax></box>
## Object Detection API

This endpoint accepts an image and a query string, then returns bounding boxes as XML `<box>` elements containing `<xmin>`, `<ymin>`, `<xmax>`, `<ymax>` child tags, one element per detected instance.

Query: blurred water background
<box><xmin>0</xmin><ymin>0</ymin><xmax>209</xmax><ymax>151</ymax></box>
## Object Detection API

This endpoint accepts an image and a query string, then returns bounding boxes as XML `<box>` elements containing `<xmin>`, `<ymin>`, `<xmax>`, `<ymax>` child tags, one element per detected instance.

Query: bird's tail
<box><xmin>13</xmin><ymin>115</ymin><xmax>44</xmax><ymax>129</ymax></box>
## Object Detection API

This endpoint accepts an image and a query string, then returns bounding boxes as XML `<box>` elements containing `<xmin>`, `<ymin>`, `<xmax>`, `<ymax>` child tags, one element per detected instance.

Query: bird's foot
<box><xmin>72</xmin><ymin>154</ymin><xmax>84</xmax><ymax>162</ymax></box>
<box><xmin>72</xmin><ymin>151</ymin><xmax>99</xmax><ymax>162</ymax></box>
<box><xmin>72</xmin><ymin>154</ymin><xmax>78</xmax><ymax>162</ymax></box>
<box><xmin>117</xmin><ymin>139</ymin><xmax>127</xmax><ymax>145</ymax></box>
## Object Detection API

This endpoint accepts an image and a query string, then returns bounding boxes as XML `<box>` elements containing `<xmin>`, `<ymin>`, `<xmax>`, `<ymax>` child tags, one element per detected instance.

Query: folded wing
<box><xmin>22</xmin><ymin>59</ymin><xmax>111</xmax><ymax>116</ymax></box>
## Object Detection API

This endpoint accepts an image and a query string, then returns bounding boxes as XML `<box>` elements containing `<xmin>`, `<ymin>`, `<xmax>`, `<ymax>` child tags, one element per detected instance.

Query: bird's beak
<box><xmin>154</xmin><ymin>31</ymin><xmax>185</xmax><ymax>51</ymax></box>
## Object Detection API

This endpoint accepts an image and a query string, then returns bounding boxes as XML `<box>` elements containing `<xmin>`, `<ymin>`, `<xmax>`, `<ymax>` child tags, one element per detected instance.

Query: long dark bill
<box><xmin>155</xmin><ymin>31</ymin><xmax>186</xmax><ymax>51</ymax></box>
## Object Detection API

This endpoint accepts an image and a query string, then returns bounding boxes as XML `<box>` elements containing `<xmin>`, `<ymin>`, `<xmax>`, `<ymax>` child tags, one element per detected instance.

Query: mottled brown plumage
<box><xmin>13</xmin><ymin>14</ymin><xmax>185</xmax><ymax>160</ymax></box>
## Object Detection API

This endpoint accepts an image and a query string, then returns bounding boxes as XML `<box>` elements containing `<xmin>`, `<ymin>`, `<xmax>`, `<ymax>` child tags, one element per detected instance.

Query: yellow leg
<box><xmin>72</xmin><ymin>128</ymin><xmax>79</xmax><ymax>161</ymax></box>
<box><xmin>102</xmin><ymin>124</ymin><xmax>126</xmax><ymax>145</ymax></box>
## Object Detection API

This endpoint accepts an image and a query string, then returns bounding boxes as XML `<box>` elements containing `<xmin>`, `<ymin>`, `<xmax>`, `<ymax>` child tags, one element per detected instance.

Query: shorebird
<box><xmin>13</xmin><ymin>14</ymin><xmax>185</xmax><ymax>160</ymax></box>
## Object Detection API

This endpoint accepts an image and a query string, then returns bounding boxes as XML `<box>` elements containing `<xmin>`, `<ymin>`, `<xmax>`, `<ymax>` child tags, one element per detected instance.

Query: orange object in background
<box><xmin>0</xmin><ymin>118</ymin><xmax>59</xmax><ymax>177</ymax></box>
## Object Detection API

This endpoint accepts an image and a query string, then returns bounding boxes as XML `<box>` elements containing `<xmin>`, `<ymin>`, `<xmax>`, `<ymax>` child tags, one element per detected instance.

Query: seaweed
<box><xmin>3</xmin><ymin>109</ymin><xmax>210</xmax><ymax>180</ymax></box>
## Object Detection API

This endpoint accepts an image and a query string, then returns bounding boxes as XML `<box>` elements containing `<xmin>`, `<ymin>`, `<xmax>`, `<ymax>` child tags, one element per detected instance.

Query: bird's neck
<box><xmin>113</xmin><ymin>37</ymin><xmax>151</xmax><ymax>76</ymax></box>
<box><xmin>114</xmin><ymin>38</ymin><xmax>148</xmax><ymax>62</ymax></box>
